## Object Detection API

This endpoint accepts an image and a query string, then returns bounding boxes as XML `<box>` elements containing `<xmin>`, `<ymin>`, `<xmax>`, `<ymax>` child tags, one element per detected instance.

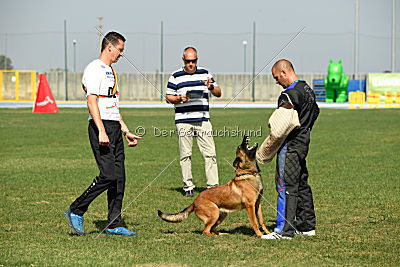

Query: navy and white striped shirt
<box><xmin>166</xmin><ymin>67</ymin><xmax>218</xmax><ymax>124</ymax></box>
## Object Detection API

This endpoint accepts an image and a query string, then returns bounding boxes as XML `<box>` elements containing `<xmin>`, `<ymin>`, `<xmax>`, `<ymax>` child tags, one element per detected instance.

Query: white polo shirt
<box><xmin>82</xmin><ymin>59</ymin><xmax>120</xmax><ymax>121</ymax></box>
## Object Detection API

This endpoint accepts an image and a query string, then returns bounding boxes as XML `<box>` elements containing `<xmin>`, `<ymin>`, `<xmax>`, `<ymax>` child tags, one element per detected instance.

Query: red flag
<box><xmin>33</xmin><ymin>73</ymin><xmax>59</xmax><ymax>113</ymax></box>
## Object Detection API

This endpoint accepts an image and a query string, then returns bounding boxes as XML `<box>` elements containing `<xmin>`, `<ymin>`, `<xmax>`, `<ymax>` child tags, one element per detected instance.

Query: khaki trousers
<box><xmin>176</xmin><ymin>120</ymin><xmax>219</xmax><ymax>191</ymax></box>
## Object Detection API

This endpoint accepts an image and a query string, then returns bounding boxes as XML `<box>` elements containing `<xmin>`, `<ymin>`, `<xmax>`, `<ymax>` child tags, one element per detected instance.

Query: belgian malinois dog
<box><xmin>158</xmin><ymin>135</ymin><xmax>270</xmax><ymax>237</ymax></box>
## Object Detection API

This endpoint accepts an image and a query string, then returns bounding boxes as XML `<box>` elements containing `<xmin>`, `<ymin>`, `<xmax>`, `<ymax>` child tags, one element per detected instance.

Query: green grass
<box><xmin>0</xmin><ymin>108</ymin><xmax>399</xmax><ymax>266</ymax></box>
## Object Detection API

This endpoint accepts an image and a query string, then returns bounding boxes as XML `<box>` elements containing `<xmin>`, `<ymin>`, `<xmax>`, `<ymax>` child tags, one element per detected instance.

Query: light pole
<box><xmin>252</xmin><ymin>22</ymin><xmax>256</xmax><ymax>102</ymax></box>
<box><xmin>64</xmin><ymin>19</ymin><xmax>68</xmax><ymax>101</ymax></box>
<box><xmin>160</xmin><ymin>21</ymin><xmax>164</xmax><ymax>102</ymax></box>
<box><xmin>97</xmin><ymin>16</ymin><xmax>103</xmax><ymax>52</ymax></box>
<box><xmin>354</xmin><ymin>0</ymin><xmax>359</xmax><ymax>78</ymax></box>
<box><xmin>242</xmin><ymin>40</ymin><xmax>247</xmax><ymax>73</ymax></box>
<box><xmin>72</xmin><ymin>39</ymin><xmax>77</xmax><ymax>72</ymax></box>
<box><xmin>4</xmin><ymin>33</ymin><xmax>7</xmax><ymax>69</ymax></box>
<box><xmin>392</xmin><ymin>0</ymin><xmax>396</xmax><ymax>72</ymax></box>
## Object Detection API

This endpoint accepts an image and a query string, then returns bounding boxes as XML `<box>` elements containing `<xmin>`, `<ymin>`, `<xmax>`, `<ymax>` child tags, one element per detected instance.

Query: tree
<box><xmin>0</xmin><ymin>55</ymin><xmax>13</xmax><ymax>70</ymax></box>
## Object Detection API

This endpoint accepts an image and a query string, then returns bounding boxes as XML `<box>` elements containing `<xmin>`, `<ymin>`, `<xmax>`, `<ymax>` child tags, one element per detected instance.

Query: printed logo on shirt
<box><xmin>106</xmin><ymin>101</ymin><xmax>118</xmax><ymax>110</ymax></box>
<box><xmin>106</xmin><ymin>71</ymin><xmax>114</xmax><ymax>79</ymax></box>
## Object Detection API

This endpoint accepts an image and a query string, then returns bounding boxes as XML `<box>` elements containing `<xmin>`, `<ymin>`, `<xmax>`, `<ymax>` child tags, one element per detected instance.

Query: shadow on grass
<box><xmin>159</xmin><ymin>226</ymin><xmax>255</xmax><ymax>236</ymax></box>
<box><xmin>91</xmin><ymin>219</ymin><xmax>131</xmax><ymax>234</ymax></box>
<box><xmin>67</xmin><ymin>233</ymin><xmax>82</xmax><ymax>237</ymax></box>
<box><xmin>220</xmin><ymin>226</ymin><xmax>255</xmax><ymax>236</ymax></box>
<box><xmin>160</xmin><ymin>224</ymin><xmax>275</xmax><ymax>237</ymax></box>
<box><xmin>266</xmin><ymin>220</ymin><xmax>277</xmax><ymax>231</ymax></box>
<box><xmin>170</xmin><ymin>187</ymin><xmax>208</xmax><ymax>196</ymax></box>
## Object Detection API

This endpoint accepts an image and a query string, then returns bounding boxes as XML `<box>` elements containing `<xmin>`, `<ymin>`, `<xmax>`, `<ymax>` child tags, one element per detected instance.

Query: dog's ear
<box><xmin>240</xmin><ymin>135</ymin><xmax>248</xmax><ymax>150</ymax></box>
<box><xmin>236</xmin><ymin>146</ymin><xmax>240</xmax><ymax>155</ymax></box>
<box><xmin>248</xmin><ymin>142</ymin><xmax>258</xmax><ymax>159</ymax></box>
<box><xmin>233</xmin><ymin>157</ymin><xmax>241</xmax><ymax>168</ymax></box>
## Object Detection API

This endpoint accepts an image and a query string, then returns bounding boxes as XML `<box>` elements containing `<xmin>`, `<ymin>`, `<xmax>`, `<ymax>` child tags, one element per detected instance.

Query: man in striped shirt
<box><xmin>166</xmin><ymin>47</ymin><xmax>221</xmax><ymax>197</ymax></box>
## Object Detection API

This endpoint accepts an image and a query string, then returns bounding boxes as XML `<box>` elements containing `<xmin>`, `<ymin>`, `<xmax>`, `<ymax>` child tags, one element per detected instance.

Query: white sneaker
<box><xmin>297</xmin><ymin>229</ymin><xmax>315</xmax><ymax>236</ymax></box>
<box><xmin>261</xmin><ymin>232</ymin><xmax>292</xmax><ymax>240</ymax></box>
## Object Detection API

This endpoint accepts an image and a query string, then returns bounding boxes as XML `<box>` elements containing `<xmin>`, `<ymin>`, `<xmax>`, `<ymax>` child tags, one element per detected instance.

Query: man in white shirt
<box><xmin>166</xmin><ymin>47</ymin><xmax>221</xmax><ymax>197</ymax></box>
<box><xmin>65</xmin><ymin>31</ymin><xmax>141</xmax><ymax>236</ymax></box>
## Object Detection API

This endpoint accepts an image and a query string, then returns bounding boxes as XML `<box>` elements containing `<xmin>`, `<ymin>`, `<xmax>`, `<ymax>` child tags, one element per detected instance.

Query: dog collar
<box><xmin>236</xmin><ymin>172</ymin><xmax>258</xmax><ymax>179</ymax></box>
<box><xmin>237</xmin><ymin>172</ymin><xmax>254</xmax><ymax>176</ymax></box>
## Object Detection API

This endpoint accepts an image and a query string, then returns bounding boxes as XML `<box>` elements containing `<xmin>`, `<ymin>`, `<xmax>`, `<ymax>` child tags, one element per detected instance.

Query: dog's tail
<box><xmin>157</xmin><ymin>203</ymin><xmax>194</xmax><ymax>223</ymax></box>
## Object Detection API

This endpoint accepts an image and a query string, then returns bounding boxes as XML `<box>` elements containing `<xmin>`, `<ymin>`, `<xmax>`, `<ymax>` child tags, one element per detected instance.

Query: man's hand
<box><xmin>180</xmin><ymin>94</ymin><xmax>189</xmax><ymax>103</ymax></box>
<box><xmin>125</xmin><ymin>132</ymin><xmax>142</xmax><ymax>147</ymax></box>
<box><xmin>203</xmin><ymin>77</ymin><xmax>214</xmax><ymax>90</ymax></box>
<box><xmin>165</xmin><ymin>94</ymin><xmax>189</xmax><ymax>104</ymax></box>
<box><xmin>99</xmin><ymin>130</ymin><xmax>110</xmax><ymax>146</ymax></box>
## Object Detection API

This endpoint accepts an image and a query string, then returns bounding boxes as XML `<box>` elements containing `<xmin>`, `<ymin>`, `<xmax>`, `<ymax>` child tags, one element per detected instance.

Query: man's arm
<box><xmin>209</xmin><ymin>85</ymin><xmax>221</xmax><ymax>97</ymax></box>
<box><xmin>165</xmin><ymin>94</ymin><xmax>188</xmax><ymax>104</ymax></box>
<box><xmin>120</xmin><ymin>114</ymin><xmax>142</xmax><ymax>147</ymax></box>
<box><xmin>165</xmin><ymin>75</ymin><xmax>186</xmax><ymax>104</ymax></box>
<box><xmin>87</xmin><ymin>94</ymin><xmax>109</xmax><ymax>146</ymax></box>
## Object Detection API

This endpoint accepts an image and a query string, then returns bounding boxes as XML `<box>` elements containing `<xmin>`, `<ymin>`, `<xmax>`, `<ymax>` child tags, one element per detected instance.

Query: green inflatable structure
<box><xmin>324</xmin><ymin>59</ymin><xmax>349</xmax><ymax>103</ymax></box>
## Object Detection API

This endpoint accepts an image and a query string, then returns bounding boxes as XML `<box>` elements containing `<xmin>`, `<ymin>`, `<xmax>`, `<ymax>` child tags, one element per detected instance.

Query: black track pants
<box><xmin>70</xmin><ymin>120</ymin><xmax>125</xmax><ymax>228</ymax></box>
<box><xmin>274</xmin><ymin>143</ymin><xmax>315</xmax><ymax>237</ymax></box>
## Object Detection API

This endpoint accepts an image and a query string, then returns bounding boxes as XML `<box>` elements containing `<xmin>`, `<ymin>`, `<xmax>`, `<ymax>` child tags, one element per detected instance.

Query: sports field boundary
<box><xmin>0</xmin><ymin>101</ymin><xmax>354</xmax><ymax>109</ymax></box>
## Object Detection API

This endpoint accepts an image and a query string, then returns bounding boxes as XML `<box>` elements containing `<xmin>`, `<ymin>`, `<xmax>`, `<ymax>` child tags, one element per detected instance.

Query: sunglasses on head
<box><xmin>184</xmin><ymin>58</ymin><xmax>198</xmax><ymax>64</ymax></box>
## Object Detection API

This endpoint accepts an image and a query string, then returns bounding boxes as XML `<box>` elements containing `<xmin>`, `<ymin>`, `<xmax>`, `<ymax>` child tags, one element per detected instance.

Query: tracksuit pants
<box><xmin>274</xmin><ymin>142</ymin><xmax>316</xmax><ymax>237</ymax></box>
<box><xmin>70</xmin><ymin>120</ymin><xmax>125</xmax><ymax>229</ymax></box>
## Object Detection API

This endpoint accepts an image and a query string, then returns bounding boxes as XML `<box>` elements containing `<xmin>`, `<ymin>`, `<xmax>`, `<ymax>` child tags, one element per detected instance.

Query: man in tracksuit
<box><xmin>64</xmin><ymin>31</ymin><xmax>141</xmax><ymax>236</ymax></box>
<box><xmin>262</xmin><ymin>59</ymin><xmax>319</xmax><ymax>239</ymax></box>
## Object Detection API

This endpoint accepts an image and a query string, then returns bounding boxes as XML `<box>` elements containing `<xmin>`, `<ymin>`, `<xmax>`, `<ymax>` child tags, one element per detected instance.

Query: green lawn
<box><xmin>0</xmin><ymin>108</ymin><xmax>399</xmax><ymax>266</ymax></box>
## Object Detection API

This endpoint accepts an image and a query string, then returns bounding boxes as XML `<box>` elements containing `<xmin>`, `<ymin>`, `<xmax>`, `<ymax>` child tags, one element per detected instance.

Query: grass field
<box><xmin>0</xmin><ymin>107</ymin><xmax>399</xmax><ymax>266</ymax></box>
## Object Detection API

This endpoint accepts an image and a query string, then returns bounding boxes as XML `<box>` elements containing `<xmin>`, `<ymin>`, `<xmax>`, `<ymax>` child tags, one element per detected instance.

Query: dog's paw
<box><xmin>202</xmin><ymin>231</ymin><xmax>216</xmax><ymax>237</ymax></box>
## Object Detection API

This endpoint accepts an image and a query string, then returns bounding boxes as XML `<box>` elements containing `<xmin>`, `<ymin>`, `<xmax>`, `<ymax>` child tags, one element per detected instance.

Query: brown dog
<box><xmin>158</xmin><ymin>135</ymin><xmax>270</xmax><ymax>237</ymax></box>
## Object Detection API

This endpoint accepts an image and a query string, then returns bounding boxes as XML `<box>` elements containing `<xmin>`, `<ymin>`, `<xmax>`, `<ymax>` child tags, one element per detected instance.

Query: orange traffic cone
<box><xmin>33</xmin><ymin>73</ymin><xmax>59</xmax><ymax>113</ymax></box>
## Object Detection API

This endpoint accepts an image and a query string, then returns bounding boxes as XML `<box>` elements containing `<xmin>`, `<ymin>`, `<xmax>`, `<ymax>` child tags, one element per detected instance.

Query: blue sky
<box><xmin>1</xmin><ymin>0</ymin><xmax>399</xmax><ymax>74</ymax></box>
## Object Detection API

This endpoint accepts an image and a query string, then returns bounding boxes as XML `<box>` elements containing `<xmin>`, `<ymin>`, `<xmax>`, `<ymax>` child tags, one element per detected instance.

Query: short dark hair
<box><xmin>183</xmin><ymin>47</ymin><xmax>197</xmax><ymax>57</ymax></box>
<box><xmin>272</xmin><ymin>59</ymin><xmax>295</xmax><ymax>73</ymax></box>
<box><xmin>101</xmin><ymin>31</ymin><xmax>126</xmax><ymax>52</ymax></box>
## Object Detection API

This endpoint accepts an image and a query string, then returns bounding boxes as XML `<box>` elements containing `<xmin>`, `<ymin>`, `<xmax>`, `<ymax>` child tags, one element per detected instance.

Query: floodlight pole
<box><xmin>392</xmin><ymin>0</ymin><xmax>396</xmax><ymax>72</ymax></box>
<box><xmin>98</xmin><ymin>17</ymin><xmax>103</xmax><ymax>53</ymax></box>
<box><xmin>354</xmin><ymin>0</ymin><xmax>359</xmax><ymax>79</ymax></box>
<box><xmin>252</xmin><ymin>22</ymin><xmax>256</xmax><ymax>102</ymax></box>
<box><xmin>73</xmin><ymin>40</ymin><xmax>77</xmax><ymax>72</ymax></box>
<box><xmin>64</xmin><ymin>19</ymin><xmax>68</xmax><ymax>101</ymax></box>
<box><xmin>160</xmin><ymin>21</ymin><xmax>164</xmax><ymax>102</ymax></box>
<box><xmin>242</xmin><ymin>40</ymin><xmax>247</xmax><ymax>73</ymax></box>
<box><xmin>4</xmin><ymin>33</ymin><xmax>7</xmax><ymax>69</ymax></box>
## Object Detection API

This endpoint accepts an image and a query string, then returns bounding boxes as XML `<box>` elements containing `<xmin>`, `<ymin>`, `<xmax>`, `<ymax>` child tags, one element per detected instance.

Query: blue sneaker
<box><xmin>105</xmin><ymin>227</ymin><xmax>137</xmax><ymax>236</ymax></box>
<box><xmin>64</xmin><ymin>209</ymin><xmax>84</xmax><ymax>235</ymax></box>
